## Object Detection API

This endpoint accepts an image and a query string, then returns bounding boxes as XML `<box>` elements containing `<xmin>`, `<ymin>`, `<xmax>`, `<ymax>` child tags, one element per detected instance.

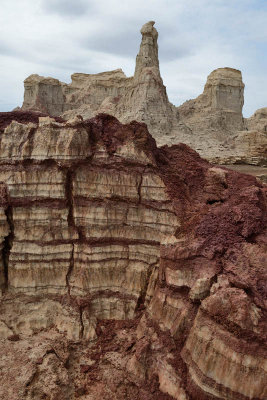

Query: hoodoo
<box><xmin>19</xmin><ymin>22</ymin><xmax>267</xmax><ymax>172</ymax></box>
<box><xmin>134</xmin><ymin>21</ymin><xmax>160</xmax><ymax>78</ymax></box>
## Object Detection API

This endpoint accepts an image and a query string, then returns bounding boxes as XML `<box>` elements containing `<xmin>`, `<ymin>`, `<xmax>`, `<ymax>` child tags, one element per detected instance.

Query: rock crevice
<box><xmin>2</xmin><ymin>205</ymin><xmax>14</xmax><ymax>291</ymax></box>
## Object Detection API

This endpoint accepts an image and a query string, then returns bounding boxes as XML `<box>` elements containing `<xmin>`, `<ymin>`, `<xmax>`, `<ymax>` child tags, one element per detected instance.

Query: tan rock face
<box><xmin>177</xmin><ymin>68</ymin><xmax>244</xmax><ymax>143</ymax></box>
<box><xmin>246</xmin><ymin>107</ymin><xmax>267</xmax><ymax>133</ymax></box>
<box><xmin>23</xmin><ymin>74</ymin><xmax>65</xmax><ymax>116</ymax></box>
<box><xmin>205</xmin><ymin>67</ymin><xmax>244</xmax><ymax>113</ymax></box>
<box><xmin>0</xmin><ymin>113</ymin><xmax>266</xmax><ymax>400</ymax></box>
<box><xmin>19</xmin><ymin>22</ymin><xmax>267</xmax><ymax>169</ymax></box>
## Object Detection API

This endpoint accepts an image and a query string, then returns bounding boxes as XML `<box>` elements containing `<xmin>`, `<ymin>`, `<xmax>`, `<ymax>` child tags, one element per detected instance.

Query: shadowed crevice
<box><xmin>2</xmin><ymin>205</ymin><xmax>14</xmax><ymax>292</ymax></box>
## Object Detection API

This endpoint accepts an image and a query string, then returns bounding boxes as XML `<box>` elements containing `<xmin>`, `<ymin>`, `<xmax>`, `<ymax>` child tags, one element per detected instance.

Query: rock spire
<box><xmin>18</xmin><ymin>21</ymin><xmax>267</xmax><ymax>170</ymax></box>
<box><xmin>134</xmin><ymin>21</ymin><xmax>160</xmax><ymax>79</ymax></box>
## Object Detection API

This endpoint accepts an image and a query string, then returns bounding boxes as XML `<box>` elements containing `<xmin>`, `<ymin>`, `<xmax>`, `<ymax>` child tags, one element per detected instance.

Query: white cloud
<box><xmin>0</xmin><ymin>0</ymin><xmax>266</xmax><ymax>116</ymax></box>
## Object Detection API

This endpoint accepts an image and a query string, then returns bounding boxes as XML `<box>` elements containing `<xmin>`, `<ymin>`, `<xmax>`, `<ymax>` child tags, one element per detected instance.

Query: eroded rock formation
<box><xmin>19</xmin><ymin>21</ymin><xmax>267</xmax><ymax>169</ymax></box>
<box><xmin>0</xmin><ymin>112</ymin><xmax>266</xmax><ymax>399</ymax></box>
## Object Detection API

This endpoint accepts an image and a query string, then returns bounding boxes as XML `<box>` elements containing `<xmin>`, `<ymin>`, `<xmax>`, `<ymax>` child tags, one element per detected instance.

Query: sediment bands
<box><xmin>0</xmin><ymin>112</ymin><xmax>266</xmax><ymax>400</ymax></box>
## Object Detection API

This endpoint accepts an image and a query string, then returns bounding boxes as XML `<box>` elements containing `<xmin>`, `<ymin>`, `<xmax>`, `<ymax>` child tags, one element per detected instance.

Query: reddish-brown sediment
<box><xmin>0</xmin><ymin>110</ymin><xmax>65</xmax><ymax>133</ymax></box>
<box><xmin>0</xmin><ymin>112</ymin><xmax>266</xmax><ymax>399</ymax></box>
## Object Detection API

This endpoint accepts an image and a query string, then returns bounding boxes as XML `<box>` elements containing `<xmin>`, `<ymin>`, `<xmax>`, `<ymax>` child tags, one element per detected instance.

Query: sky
<box><xmin>0</xmin><ymin>0</ymin><xmax>266</xmax><ymax>117</ymax></box>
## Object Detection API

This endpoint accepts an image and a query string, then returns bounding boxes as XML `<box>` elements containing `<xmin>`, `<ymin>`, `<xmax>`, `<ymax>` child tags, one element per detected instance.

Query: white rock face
<box><xmin>20</xmin><ymin>22</ymin><xmax>267</xmax><ymax>166</ymax></box>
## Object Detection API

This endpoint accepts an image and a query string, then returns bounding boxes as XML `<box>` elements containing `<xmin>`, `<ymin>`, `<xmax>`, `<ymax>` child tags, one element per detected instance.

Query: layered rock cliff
<box><xmin>0</xmin><ymin>112</ymin><xmax>266</xmax><ymax>399</ymax></box>
<box><xmin>19</xmin><ymin>21</ymin><xmax>267</xmax><ymax>168</ymax></box>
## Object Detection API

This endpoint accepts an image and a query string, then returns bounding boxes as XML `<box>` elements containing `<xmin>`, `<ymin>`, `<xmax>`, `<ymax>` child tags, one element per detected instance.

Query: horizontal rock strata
<box><xmin>0</xmin><ymin>112</ymin><xmax>266</xmax><ymax>400</ymax></box>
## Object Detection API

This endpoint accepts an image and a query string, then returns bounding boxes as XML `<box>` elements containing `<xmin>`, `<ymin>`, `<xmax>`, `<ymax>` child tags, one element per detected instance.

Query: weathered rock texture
<box><xmin>246</xmin><ymin>107</ymin><xmax>267</xmax><ymax>133</ymax></box>
<box><xmin>19</xmin><ymin>21</ymin><xmax>267</xmax><ymax>168</ymax></box>
<box><xmin>0</xmin><ymin>112</ymin><xmax>266</xmax><ymax>399</ymax></box>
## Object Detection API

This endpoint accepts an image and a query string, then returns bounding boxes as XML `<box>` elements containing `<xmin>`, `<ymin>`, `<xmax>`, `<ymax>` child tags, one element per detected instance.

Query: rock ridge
<box><xmin>18</xmin><ymin>22</ymin><xmax>267</xmax><ymax>170</ymax></box>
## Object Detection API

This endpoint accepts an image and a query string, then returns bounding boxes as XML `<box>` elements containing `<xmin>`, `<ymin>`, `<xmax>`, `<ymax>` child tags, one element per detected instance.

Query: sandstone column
<box><xmin>134</xmin><ymin>21</ymin><xmax>160</xmax><ymax>79</ymax></box>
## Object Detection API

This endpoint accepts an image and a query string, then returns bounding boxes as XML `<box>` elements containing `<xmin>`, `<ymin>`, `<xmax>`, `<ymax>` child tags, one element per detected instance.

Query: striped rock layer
<box><xmin>0</xmin><ymin>113</ymin><xmax>266</xmax><ymax>400</ymax></box>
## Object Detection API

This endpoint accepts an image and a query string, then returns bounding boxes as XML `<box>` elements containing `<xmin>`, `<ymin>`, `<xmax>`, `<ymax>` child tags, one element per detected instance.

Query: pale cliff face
<box><xmin>23</xmin><ymin>74</ymin><xmax>65</xmax><ymax>116</ymax></box>
<box><xmin>0</xmin><ymin>112</ymin><xmax>266</xmax><ymax>400</ymax></box>
<box><xmin>19</xmin><ymin>22</ymin><xmax>266</xmax><ymax>167</ymax></box>
<box><xmin>204</xmin><ymin>68</ymin><xmax>244</xmax><ymax>113</ymax></box>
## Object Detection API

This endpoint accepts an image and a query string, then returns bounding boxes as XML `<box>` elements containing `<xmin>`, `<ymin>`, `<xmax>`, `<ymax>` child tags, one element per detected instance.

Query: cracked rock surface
<box><xmin>0</xmin><ymin>112</ymin><xmax>266</xmax><ymax>399</ymax></box>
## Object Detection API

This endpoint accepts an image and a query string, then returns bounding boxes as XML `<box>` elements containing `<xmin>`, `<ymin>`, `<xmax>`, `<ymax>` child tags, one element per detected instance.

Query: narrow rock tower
<box><xmin>134</xmin><ymin>21</ymin><xmax>160</xmax><ymax>79</ymax></box>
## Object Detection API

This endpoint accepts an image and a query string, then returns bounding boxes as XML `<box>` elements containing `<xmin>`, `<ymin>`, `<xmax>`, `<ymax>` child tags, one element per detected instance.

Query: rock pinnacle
<box><xmin>134</xmin><ymin>21</ymin><xmax>160</xmax><ymax>78</ymax></box>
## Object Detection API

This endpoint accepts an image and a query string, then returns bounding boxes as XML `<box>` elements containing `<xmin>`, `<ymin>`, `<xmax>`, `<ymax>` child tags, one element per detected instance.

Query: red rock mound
<box><xmin>0</xmin><ymin>110</ymin><xmax>65</xmax><ymax>133</ymax></box>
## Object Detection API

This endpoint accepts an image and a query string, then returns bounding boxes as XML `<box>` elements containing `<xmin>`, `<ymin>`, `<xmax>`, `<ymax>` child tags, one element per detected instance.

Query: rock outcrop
<box><xmin>0</xmin><ymin>112</ymin><xmax>266</xmax><ymax>399</ymax></box>
<box><xmin>246</xmin><ymin>107</ymin><xmax>267</xmax><ymax>133</ymax></box>
<box><xmin>177</xmin><ymin>68</ymin><xmax>267</xmax><ymax>166</ymax></box>
<box><xmin>23</xmin><ymin>75</ymin><xmax>66</xmax><ymax>116</ymax></box>
<box><xmin>19</xmin><ymin>22</ymin><xmax>267</xmax><ymax>169</ymax></box>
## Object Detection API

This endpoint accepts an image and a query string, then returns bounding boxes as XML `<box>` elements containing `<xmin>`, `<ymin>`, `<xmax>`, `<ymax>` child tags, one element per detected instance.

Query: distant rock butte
<box><xmin>0</xmin><ymin>113</ymin><xmax>266</xmax><ymax>399</ymax></box>
<box><xmin>19</xmin><ymin>21</ymin><xmax>267</xmax><ymax>167</ymax></box>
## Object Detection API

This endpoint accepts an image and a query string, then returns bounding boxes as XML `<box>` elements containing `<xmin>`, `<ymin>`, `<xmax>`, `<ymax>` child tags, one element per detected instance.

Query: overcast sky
<box><xmin>0</xmin><ymin>0</ymin><xmax>266</xmax><ymax>116</ymax></box>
